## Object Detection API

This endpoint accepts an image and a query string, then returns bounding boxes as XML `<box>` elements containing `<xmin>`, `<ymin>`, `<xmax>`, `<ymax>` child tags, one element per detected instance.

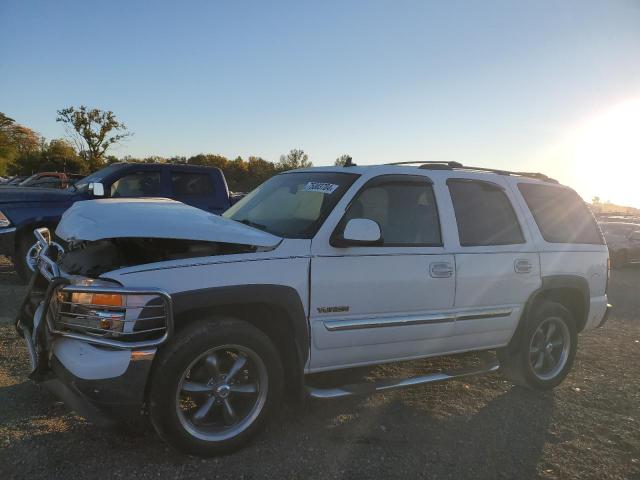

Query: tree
<box><xmin>6</xmin><ymin>138</ymin><xmax>84</xmax><ymax>176</ymax></box>
<box><xmin>0</xmin><ymin>112</ymin><xmax>41</xmax><ymax>175</ymax></box>
<box><xmin>245</xmin><ymin>156</ymin><xmax>277</xmax><ymax>190</ymax></box>
<box><xmin>277</xmin><ymin>149</ymin><xmax>312</xmax><ymax>171</ymax></box>
<box><xmin>56</xmin><ymin>106</ymin><xmax>131</xmax><ymax>170</ymax></box>
<box><xmin>187</xmin><ymin>153</ymin><xmax>228</xmax><ymax>170</ymax></box>
<box><xmin>334</xmin><ymin>154</ymin><xmax>352</xmax><ymax>167</ymax></box>
<box><xmin>43</xmin><ymin>139</ymin><xmax>84</xmax><ymax>173</ymax></box>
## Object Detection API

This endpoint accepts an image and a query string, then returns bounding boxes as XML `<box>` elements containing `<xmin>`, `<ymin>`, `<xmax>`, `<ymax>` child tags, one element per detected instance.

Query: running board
<box><xmin>306</xmin><ymin>358</ymin><xmax>500</xmax><ymax>400</ymax></box>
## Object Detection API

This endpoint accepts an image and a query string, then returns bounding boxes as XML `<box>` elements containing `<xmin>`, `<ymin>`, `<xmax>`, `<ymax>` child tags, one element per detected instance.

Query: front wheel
<box><xmin>149</xmin><ymin>318</ymin><xmax>283</xmax><ymax>456</ymax></box>
<box><xmin>498</xmin><ymin>301</ymin><xmax>577</xmax><ymax>390</ymax></box>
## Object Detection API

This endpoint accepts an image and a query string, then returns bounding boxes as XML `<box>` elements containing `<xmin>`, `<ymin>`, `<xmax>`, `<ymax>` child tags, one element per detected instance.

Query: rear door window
<box><xmin>448</xmin><ymin>179</ymin><xmax>525</xmax><ymax>246</ymax></box>
<box><xmin>518</xmin><ymin>183</ymin><xmax>603</xmax><ymax>244</ymax></box>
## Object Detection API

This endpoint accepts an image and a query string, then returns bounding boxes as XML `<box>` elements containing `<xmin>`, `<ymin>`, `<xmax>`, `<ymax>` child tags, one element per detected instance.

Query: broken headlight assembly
<box><xmin>48</xmin><ymin>283</ymin><xmax>173</xmax><ymax>348</ymax></box>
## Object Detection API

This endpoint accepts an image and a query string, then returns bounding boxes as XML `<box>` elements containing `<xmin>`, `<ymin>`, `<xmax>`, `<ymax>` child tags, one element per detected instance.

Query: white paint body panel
<box><xmin>309</xmin><ymin>253</ymin><xmax>456</xmax><ymax>370</ymax></box>
<box><xmin>104</xmin><ymin>240</ymin><xmax>311</xmax><ymax>310</ymax></box>
<box><xmin>56</xmin><ymin>197</ymin><xmax>282</xmax><ymax>247</ymax></box>
<box><xmin>52</xmin><ymin>337</ymin><xmax>131</xmax><ymax>380</ymax></box>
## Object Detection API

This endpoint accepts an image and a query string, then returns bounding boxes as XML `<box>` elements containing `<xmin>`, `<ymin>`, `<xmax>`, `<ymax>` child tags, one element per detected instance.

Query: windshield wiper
<box><xmin>237</xmin><ymin>218</ymin><xmax>268</xmax><ymax>231</ymax></box>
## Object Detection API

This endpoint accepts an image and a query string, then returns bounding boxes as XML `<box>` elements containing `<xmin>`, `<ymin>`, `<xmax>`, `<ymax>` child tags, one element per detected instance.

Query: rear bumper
<box><xmin>597</xmin><ymin>304</ymin><xmax>613</xmax><ymax>329</ymax></box>
<box><xmin>0</xmin><ymin>226</ymin><xmax>16</xmax><ymax>255</ymax></box>
<box><xmin>585</xmin><ymin>295</ymin><xmax>610</xmax><ymax>330</ymax></box>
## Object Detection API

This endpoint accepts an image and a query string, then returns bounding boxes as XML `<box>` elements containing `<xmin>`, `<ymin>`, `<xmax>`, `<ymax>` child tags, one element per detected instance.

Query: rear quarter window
<box><xmin>518</xmin><ymin>183</ymin><xmax>604</xmax><ymax>245</ymax></box>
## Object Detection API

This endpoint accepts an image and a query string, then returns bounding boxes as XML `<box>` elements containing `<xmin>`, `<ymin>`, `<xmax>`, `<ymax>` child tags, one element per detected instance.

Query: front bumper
<box><xmin>16</xmin><ymin>231</ymin><xmax>173</xmax><ymax>426</ymax></box>
<box><xmin>19</xmin><ymin>316</ymin><xmax>157</xmax><ymax>425</ymax></box>
<box><xmin>0</xmin><ymin>226</ymin><xmax>16</xmax><ymax>256</ymax></box>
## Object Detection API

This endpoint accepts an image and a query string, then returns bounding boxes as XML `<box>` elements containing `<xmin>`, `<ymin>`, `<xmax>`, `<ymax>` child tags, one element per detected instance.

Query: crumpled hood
<box><xmin>0</xmin><ymin>186</ymin><xmax>75</xmax><ymax>203</ymax></box>
<box><xmin>55</xmin><ymin>198</ymin><xmax>282</xmax><ymax>248</ymax></box>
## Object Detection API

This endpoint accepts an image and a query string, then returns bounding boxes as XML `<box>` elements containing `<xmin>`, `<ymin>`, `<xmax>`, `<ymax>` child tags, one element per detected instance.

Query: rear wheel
<box><xmin>149</xmin><ymin>318</ymin><xmax>283</xmax><ymax>456</ymax></box>
<box><xmin>498</xmin><ymin>301</ymin><xmax>577</xmax><ymax>390</ymax></box>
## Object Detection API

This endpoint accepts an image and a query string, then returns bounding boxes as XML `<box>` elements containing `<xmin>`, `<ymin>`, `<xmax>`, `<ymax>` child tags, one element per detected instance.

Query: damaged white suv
<box><xmin>17</xmin><ymin>162</ymin><xmax>611</xmax><ymax>456</ymax></box>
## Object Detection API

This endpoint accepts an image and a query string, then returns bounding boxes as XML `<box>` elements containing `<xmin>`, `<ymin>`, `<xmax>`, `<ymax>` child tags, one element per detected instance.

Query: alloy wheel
<box><xmin>528</xmin><ymin>317</ymin><xmax>571</xmax><ymax>381</ymax></box>
<box><xmin>176</xmin><ymin>344</ymin><xmax>268</xmax><ymax>442</ymax></box>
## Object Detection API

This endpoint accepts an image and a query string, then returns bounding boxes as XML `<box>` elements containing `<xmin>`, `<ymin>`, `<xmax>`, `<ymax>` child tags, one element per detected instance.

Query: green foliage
<box><xmin>6</xmin><ymin>138</ymin><xmax>84</xmax><ymax>176</ymax></box>
<box><xmin>277</xmin><ymin>149</ymin><xmax>312</xmax><ymax>170</ymax></box>
<box><xmin>0</xmin><ymin>112</ymin><xmax>42</xmax><ymax>175</ymax></box>
<box><xmin>185</xmin><ymin>154</ymin><xmax>278</xmax><ymax>192</ymax></box>
<box><xmin>56</xmin><ymin>105</ymin><xmax>131</xmax><ymax>170</ymax></box>
<box><xmin>334</xmin><ymin>154</ymin><xmax>352</xmax><ymax>166</ymax></box>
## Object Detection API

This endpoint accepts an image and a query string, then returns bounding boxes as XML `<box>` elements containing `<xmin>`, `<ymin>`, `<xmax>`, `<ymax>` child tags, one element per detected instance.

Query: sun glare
<box><xmin>568</xmin><ymin>97</ymin><xmax>640</xmax><ymax>208</ymax></box>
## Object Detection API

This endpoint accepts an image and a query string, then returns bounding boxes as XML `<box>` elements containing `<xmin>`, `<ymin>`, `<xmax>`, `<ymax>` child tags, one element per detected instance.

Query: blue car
<box><xmin>0</xmin><ymin>162</ymin><xmax>232</xmax><ymax>281</ymax></box>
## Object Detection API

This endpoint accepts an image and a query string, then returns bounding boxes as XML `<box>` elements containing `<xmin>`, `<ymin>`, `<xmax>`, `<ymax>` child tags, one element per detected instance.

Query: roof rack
<box><xmin>382</xmin><ymin>161</ymin><xmax>558</xmax><ymax>184</ymax></box>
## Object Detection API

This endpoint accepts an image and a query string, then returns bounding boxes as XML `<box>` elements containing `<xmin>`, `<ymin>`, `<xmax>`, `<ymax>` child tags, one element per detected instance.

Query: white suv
<box><xmin>17</xmin><ymin>162</ymin><xmax>611</xmax><ymax>456</ymax></box>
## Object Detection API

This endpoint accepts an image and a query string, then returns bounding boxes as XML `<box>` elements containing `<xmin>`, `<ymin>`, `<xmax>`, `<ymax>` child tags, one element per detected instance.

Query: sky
<box><xmin>1</xmin><ymin>0</ymin><xmax>639</xmax><ymax>207</ymax></box>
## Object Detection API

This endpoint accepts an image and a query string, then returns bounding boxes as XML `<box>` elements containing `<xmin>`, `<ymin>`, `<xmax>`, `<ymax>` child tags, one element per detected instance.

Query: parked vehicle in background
<box><xmin>1</xmin><ymin>175</ymin><xmax>28</xmax><ymax>185</ymax></box>
<box><xmin>16</xmin><ymin>161</ymin><xmax>611</xmax><ymax>456</ymax></box>
<box><xmin>14</xmin><ymin>172</ymin><xmax>84</xmax><ymax>189</ymax></box>
<box><xmin>600</xmin><ymin>221</ymin><xmax>640</xmax><ymax>268</ymax></box>
<box><xmin>0</xmin><ymin>162</ymin><xmax>233</xmax><ymax>281</ymax></box>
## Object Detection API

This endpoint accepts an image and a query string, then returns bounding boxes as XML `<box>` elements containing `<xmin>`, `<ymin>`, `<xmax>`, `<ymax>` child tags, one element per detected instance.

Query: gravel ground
<box><xmin>0</xmin><ymin>258</ymin><xmax>638</xmax><ymax>479</ymax></box>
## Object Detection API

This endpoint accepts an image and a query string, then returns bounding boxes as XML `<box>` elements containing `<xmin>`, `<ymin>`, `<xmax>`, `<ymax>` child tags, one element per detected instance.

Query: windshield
<box><xmin>223</xmin><ymin>171</ymin><xmax>359</xmax><ymax>238</ymax></box>
<box><xmin>71</xmin><ymin>164</ymin><xmax>127</xmax><ymax>192</ymax></box>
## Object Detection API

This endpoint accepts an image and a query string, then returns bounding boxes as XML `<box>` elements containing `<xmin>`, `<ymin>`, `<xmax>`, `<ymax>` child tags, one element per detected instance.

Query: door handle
<box><xmin>430</xmin><ymin>262</ymin><xmax>454</xmax><ymax>278</ymax></box>
<box><xmin>514</xmin><ymin>259</ymin><xmax>533</xmax><ymax>274</ymax></box>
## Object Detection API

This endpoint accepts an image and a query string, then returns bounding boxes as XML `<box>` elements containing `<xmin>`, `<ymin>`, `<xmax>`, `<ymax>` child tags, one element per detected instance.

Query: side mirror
<box><xmin>89</xmin><ymin>182</ymin><xmax>105</xmax><ymax>197</ymax></box>
<box><xmin>331</xmin><ymin>218</ymin><xmax>382</xmax><ymax>247</ymax></box>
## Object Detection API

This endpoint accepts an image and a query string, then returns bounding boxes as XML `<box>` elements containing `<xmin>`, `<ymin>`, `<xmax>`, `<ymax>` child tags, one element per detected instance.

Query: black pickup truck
<box><xmin>0</xmin><ymin>162</ymin><xmax>233</xmax><ymax>281</ymax></box>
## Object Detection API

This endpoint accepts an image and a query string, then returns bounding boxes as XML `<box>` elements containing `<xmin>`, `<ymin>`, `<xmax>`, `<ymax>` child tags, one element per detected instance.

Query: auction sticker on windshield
<box><xmin>303</xmin><ymin>182</ymin><xmax>339</xmax><ymax>194</ymax></box>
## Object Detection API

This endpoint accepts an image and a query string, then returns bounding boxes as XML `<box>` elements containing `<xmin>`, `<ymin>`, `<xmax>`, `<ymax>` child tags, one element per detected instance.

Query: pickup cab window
<box><xmin>171</xmin><ymin>172</ymin><xmax>214</xmax><ymax>196</ymax></box>
<box><xmin>110</xmin><ymin>171</ymin><xmax>162</xmax><ymax>197</ymax></box>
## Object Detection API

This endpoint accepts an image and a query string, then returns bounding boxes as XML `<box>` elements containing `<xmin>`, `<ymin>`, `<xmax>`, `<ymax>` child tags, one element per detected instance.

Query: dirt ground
<box><xmin>0</xmin><ymin>258</ymin><xmax>638</xmax><ymax>480</ymax></box>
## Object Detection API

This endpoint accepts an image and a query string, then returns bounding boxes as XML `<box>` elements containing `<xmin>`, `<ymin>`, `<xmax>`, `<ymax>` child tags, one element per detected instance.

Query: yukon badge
<box><xmin>317</xmin><ymin>306</ymin><xmax>350</xmax><ymax>314</ymax></box>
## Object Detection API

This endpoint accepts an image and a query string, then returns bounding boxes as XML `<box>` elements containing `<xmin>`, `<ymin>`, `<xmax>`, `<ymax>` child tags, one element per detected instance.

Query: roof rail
<box><xmin>386</xmin><ymin>161</ymin><xmax>463</xmax><ymax>168</ymax></box>
<box><xmin>383</xmin><ymin>161</ymin><xmax>558</xmax><ymax>184</ymax></box>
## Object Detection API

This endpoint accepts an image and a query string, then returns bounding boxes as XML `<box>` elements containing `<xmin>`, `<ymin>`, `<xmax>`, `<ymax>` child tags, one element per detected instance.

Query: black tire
<box><xmin>497</xmin><ymin>301</ymin><xmax>577</xmax><ymax>390</ymax></box>
<box><xmin>14</xmin><ymin>235</ymin><xmax>34</xmax><ymax>284</ymax></box>
<box><xmin>612</xmin><ymin>250</ymin><xmax>628</xmax><ymax>269</ymax></box>
<box><xmin>149</xmin><ymin>318</ymin><xmax>284</xmax><ymax>456</ymax></box>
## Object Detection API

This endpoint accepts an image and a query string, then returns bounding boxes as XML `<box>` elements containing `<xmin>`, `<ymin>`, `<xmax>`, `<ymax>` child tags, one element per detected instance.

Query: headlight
<box><xmin>0</xmin><ymin>210</ymin><xmax>11</xmax><ymax>228</ymax></box>
<box><xmin>50</xmin><ymin>286</ymin><xmax>172</xmax><ymax>347</ymax></box>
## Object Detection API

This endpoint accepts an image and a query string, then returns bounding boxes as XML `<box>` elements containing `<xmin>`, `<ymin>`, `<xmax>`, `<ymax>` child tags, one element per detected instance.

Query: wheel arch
<box><xmin>166</xmin><ymin>284</ymin><xmax>309</xmax><ymax>402</ymax></box>
<box><xmin>509</xmin><ymin>275</ymin><xmax>590</xmax><ymax>349</ymax></box>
